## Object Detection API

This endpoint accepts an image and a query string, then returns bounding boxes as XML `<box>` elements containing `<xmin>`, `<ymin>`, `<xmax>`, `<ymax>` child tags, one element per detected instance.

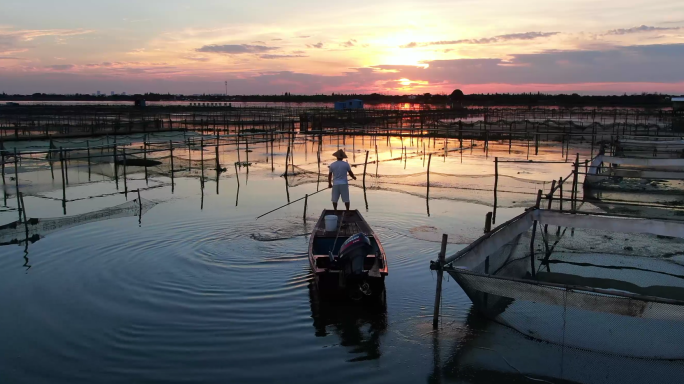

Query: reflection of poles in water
<box><xmin>137</xmin><ymin>189</ymin><xmax>142</xmax><ymax>225</ymax></box>
<box><xmin>14</xmin><ymin>149</ymin><xmax>22</xmax><ymax>222</ymax></box>
<box><xmin>429</xmin><ymin>320</ymin><xmax>442</xmax><ymax>384</ymax></box>
<box><xmin>169</xmin><ymin>141</ymin><xmax>175</xmax><ymax>194</ymax></box>
<box><xmin>21</xmin><ymin>193</ymin><xmax>32</xmax><ymax>271</ymax></box>
<box><xmin>144</xmin><ymin>141</ymin><xmax>149</xmax><ymax>186</ymax></box>
<box><xmin>215</xmin><ymin>145</ymin><xmax>220</xmax><ymax>195</ymax></box>
<box><xmin>316</xmin><ymin>140</ymin><xmax>321</xmax><ymax>192</ymax></box>
<box><xmin>404</xmin><ymin>146</ymin><xmax>407</xmax><ymax>169</ymax></box>
<box><xmin>113</xmin><ymin>145</ymin><xmax>118</xmax><ymax>190</ymax></box>
<box><xmin>375</xmin><ymin>144</ymin><xmax>379</xmax><ymax>179</ymax></box>
<box><xmin>426</xmin><ymin>154</ymin><xmax>432</xmax><ymax>216</ymax></box>
<box><xmin>122</xmin><ymin>147</ymin><xmax>128</xmax><ymax>199</ymax></box>
<box><xmin>200</xmin><ymin>137</ymin><xmax>205</xmax><ymax>189</ymax></box>
<box><xmin>353</xmin><ymin>136</ymin><xmax>356</xmax><ymax>162</ymax></box>
<box><xmin>87</xmin><ymin>141</ymin><xmax>91</xmax><ymax>181</ymax></box>
<box><xmin>59</xmin><ymin>149</ymin><xmax>67</xmax><ymax>215</ymax></box>
<box><xmin>234</xmin><ymin>163</ymin><xmax>239</xmax><ymax>207</ymax></box>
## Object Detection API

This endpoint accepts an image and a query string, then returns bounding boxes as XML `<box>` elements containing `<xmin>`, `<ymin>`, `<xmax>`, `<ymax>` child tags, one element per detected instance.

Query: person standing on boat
<box><xmin>328</xmin><ymin>149</ymin><xmax>357</xmax><ymax>211</ymax></box>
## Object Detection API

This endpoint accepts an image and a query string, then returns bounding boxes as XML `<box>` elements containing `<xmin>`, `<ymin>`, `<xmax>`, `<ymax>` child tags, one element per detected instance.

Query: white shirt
<box><xmin>329</xmin><ymin>160</ymin><xmax>351</xmax><ymax>185</ymax></box>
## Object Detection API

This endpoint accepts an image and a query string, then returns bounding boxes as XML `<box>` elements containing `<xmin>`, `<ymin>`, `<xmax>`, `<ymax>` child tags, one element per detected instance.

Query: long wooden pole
<box><xmin>493</xmin><ymin>157</ymin><xmax>498</xmax><ymax>224</ymax></box>
<box><xmin>256</xmin><ymin>187</ymin><xmax>330</xmax><ymax>220</ymax></box>
<box><xmin>432</xmin><ymin>234</ymin><xmax>448</xmax><ymax>329</ymax></box>
<box><xmin>544</xmin><ymin>179</ymin><xmax>557</xmax><ymax>234</ymax></box>
<box><xmin>427</xmin><ymin>153</ymin><xmax>432</xmax><ymax>198</ymax></box>
<box><xmin>14</xmin><ymin>149</ymin><xmax>21</xmax><ymax>222</ymax></box>
<box><xmin>529</xmin><ymin>189</ymin><xmax>543</xmax><ymax>278</ymax></box>
<box><xmin>571</xmin><ymin>153</ymin><xmax>579</xmax><ymax>212</ymax></box>
<box><xmin>303</xmin><ymin>194</ymin><xmax>308</xmax><ymax>221</ymax></box>
<box><xmin>362</xmin><ymin>150</ymin><xmax>369</xmax><ymax>186</ymax></box>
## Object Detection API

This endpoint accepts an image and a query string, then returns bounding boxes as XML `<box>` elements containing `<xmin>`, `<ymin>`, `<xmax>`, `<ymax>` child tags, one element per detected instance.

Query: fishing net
<box><xmin>445</xmin><ymin>209</ymin><xmax>684</xmax><ymax>363</ymax></box>
<box><xmin>282</xmin><ymin>163</ymin><xmax>551</xmax><ymax>208</ymax></box>
<box><xmin>0</xmin><ymin>197</ymin><xmax>157</xmax><ymax>246</ymax></box>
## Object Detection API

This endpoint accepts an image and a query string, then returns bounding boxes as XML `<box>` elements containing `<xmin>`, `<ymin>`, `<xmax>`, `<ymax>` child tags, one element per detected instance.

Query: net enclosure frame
<box><xmin>434</xmin><ymin>208</ymin><xmax>684</xmax><ymax>359</ymax></box>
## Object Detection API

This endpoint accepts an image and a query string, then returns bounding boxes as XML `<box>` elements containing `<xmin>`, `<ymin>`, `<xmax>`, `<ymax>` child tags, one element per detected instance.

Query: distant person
<box><xmin>328</xmin><ymin>149</ymin><xmax>356</xmax><ymax>211</ymax></box>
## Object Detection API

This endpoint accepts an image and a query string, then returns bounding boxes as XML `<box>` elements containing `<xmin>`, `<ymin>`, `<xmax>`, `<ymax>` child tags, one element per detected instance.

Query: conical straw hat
<box><xmin>332</xmin><ymin>149</ymin><xmax>348</xmax><ymax>158</ymax></box>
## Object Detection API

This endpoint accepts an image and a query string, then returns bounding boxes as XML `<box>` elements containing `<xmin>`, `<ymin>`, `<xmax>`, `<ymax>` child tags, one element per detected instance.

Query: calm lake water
<box><xmin>0</xmin><ymin>132</ymin><xmax>677</xmax><ymax>383</ymax></box>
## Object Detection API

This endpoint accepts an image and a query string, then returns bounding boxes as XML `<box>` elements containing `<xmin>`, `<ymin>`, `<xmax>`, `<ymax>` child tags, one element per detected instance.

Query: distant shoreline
<box><xmin>1</xmin><ymin>92</ymin><xmax>680</xmax><ymax>108</ymax></box>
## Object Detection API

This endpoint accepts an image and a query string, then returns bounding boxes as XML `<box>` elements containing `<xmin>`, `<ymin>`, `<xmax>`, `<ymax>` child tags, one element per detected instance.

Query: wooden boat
<box><xmin>308</xmin><ymin>209</ymin><xmax>388</xmax><ymax>298</ymax></box>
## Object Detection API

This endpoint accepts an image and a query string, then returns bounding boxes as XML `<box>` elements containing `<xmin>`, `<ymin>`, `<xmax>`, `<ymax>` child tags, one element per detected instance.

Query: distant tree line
<box><xmin>0</xmin><ymin>90</ymin><xmax>680</xmax><ymax>107</ymax></box>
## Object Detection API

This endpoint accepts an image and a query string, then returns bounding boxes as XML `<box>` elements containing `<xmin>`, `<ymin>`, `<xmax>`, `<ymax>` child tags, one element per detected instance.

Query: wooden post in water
<box><xmin>432</xmin><ymin>233</ymin><xmax>448</xmax><ymax>330</ymax></box>
<box><xmin>113</xmin><ymin>145</ymin><xmax>118</xmax><ymax>189</ymax></box>
<box><xmin>529</xmin><ymin>189</ymin><xmax>543</xmax><ymax>278</ymax></box>
<box><xmin>215</xmin><ymin>144</ymin><xmax>220</xmax><ymax>171</ymax></box>
<box><xmin>86</xmin><ymin>141</ymin><xmax>91</xmax><ymax>181</ymax></box>
<box><xmin>137</xmin><ymin>189</ymin><xmax>142</xmax><ymax>223</ymax></box>
<box><xmin>19</xmin><ymin>192</ymin><xmax>27</xmax><ymax>222</ymax></box>
<box><xmin>427</xmin><ymin>153</ymin><xmax>432</xmax><ymax>199</ymax></box>
<box><xmin>63</xmin><ymin>148</ymin><xmax>69</xmax><ymax>185</ymax></box>
<box><xmin>544</xmin><ymin>179</ymin><xmax>557</xmax><ymax>234</ymax></box>
<box><xmin>303</xmin><ymin>194</ymin><xmax>308</xmax><ymax>221</ymax></box>
<box><xmin>169</xmin><ymin>141</ymin><xmax>174</xmax><ymax>193</ymax></box>
<box><xmin>59</xmin><ymin>149</ymin><xmax>66</xmax><ymax>214</ymax></box>
<box><xmin>404</xmin><ymin>145</ymin><xmax>407</xmax><ymax>169</ymax></box>
<box><xmin>558</xmin><ymin>177</ymin><xmax>563</xmax><ymax>211</ymax></box>
<box><xmin>14</xmin><ymin>149</ymin><xmax>21</xmax><ymax>222</ymax></box>
<box><xmin>122</xmin><ymin>147</ymin><xmax>128</xmax><ymax>197</ymax></box>
<box><xmin>362</xmin><ymin>150</ymin><xmax>369</xmax><ymax>186</ymax></box>
<box><xmin>571</xmin><ymin>154</ymin><xmax>579</xmax><ymax>212</ymax></box>
<box><xmin>484</xmin><ymin>212</ymin><xmax>492</xmax><ymax>233</ymax></box>
<box><xmin>493</xmin><ymin>157</ymin><xmax>498</xmax><ymax>224</ymax></box>
<box><xmin>284</xmin><ymin>144</ymin><xmax>291</xmax><ymax>177</ymax></box>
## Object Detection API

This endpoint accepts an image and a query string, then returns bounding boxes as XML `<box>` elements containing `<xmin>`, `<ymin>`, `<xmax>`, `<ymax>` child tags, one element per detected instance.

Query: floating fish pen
<box><xmin>0</xmin><ymin>105</ymin><xmax>677</xmax><ymax>144</ymax></box>
<box><xmin>583</xmin><ymin>137</ymin><xmax>684</xmax><ymax>220</ymax></box>
<box><xmin>431</xmin><ymin>206</ymin><xmax>684</xmax><ymax>359</ymax></box>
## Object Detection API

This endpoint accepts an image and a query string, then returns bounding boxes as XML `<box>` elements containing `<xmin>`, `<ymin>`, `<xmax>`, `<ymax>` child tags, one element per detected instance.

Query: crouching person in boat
<box><xmin>328</xmin><ymin>149</ymin><xmax>356</xmax><ymax>211</ymax></box>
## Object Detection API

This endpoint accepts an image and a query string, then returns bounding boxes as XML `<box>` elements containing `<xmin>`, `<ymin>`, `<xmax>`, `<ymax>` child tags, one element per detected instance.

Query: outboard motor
<box><xmin>338</xmin><ymin>233</ymin><xmax>374</xmax><ymax>299</ymax></box>
<box><xmin>338</xmin><ymin>233</ymin><xmax>372</xmax><ymax>276</ymax></box>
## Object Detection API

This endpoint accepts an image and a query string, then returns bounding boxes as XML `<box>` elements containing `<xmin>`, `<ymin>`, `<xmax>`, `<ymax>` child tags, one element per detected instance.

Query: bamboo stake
<box><xmin>432</xmin><ymin>234</ymin><xmax>448</xmax><ymax>329</ymax></box>
<box><xmin>493</xmin><ymin>157</ymin><xmax>498</xmax><ymax>224</ymax></box>
<box><xmin>14</xmin><ymin>149</ymin><xmax>21</xmax><ymax>222</ymax></box>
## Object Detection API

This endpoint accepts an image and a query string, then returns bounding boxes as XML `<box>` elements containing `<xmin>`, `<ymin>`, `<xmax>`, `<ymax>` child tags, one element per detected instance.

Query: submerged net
<box><xmin>0</xmin><ymin>198</ymin><xmax>157</xmax><ymax>246</ymax></box>
<box><xmin>445</xmin><ymin>210</ymin><xmax>684</xmax><ymax>362</ymax></box>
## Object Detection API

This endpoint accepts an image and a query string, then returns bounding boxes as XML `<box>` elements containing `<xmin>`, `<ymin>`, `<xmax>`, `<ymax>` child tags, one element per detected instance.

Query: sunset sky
<box><xmin>1</xmin><ymin>0</ymin><xmax>683</xmax><ymax>95</ymax></box>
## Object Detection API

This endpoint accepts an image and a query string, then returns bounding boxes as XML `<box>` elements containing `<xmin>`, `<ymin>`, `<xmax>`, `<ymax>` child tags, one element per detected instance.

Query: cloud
<box><xmin>45</xmin><ymin>64</ymin><xmax>75</xmax><ymax>71</ymax></box>
<box><xmin>297</xmin><ymin>35</ymin><xmax>311</xmax><ymax>38</ymax></box>
<box><xmin>340</xmin><ymin>39</ymin><xmax>357</xmax><ymax>48</ymax></box>
<box><xmin>252</xmin><ymin>40</ymin><xmax>266</xmax><ymax>44</ymax></box>
<box><xmin>3</xmin><ymin>43</ymin><xmax>684</xmax><ymax>95</ymax></box>
<box><xmin>605</xmin><ymin>25</ymin><xmax>680</xmax><ymax>35</ymax></box>
<box><xmin>183</xmin><ymin>56</ymin><xmax>210</xmax><ymax>62</ymax></box>
<box><xmin>307</xmin><ymin>42</ymin><xmax>324</xmax><ymax>49</ymax></box>
<box><xmin>292</xmin><ymin>50</ymin><xmax>306</xmax><ymax>54</ymax></box>
<box><xmin>271</xmin><ymin>38</ymin><xmax>283</xmax><ymax>41</ymax></box>
<box><xmin>401</xmin><ymin>31</ymin><xmax>560</xmax><ymax>48</ymax></box>
<box><xmin>0</xmin><ymin>28</ymin><xmax>91</xmax><ymax>48</ymax></box>
<box><xmin>195</xmin><ymin>44</ymin><xmax>279</xmax><ymax>54</ymax></box>
<box><xmin>259</xmin><ymin>54</ymin><xmax>307</xmax><ymax>59</ymax></box>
